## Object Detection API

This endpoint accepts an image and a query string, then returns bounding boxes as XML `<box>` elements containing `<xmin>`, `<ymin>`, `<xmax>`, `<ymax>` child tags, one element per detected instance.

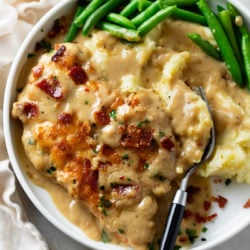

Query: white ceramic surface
<box><xmin>3</xmin><ymin>0</ymin><xmax>250</xmax><ymax>249</ymax></box>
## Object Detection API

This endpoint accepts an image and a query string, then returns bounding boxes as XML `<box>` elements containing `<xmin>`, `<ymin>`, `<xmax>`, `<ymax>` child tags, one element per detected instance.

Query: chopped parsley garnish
<box><xmin>122</xmin><ymin>153</ymin><xmax>129</xmax><ymax>160</ymax></box>
<box><xmin>225</xmin><ymin>178</ymin><xmax>232</xmax><ymax>186</ymax></box>
<box><xmin>158</xmin><ymin>131</ymin><xmax>165</xmax><ymax>138</ymax></box>
<box><xmin>28</xmin><ymin>139</ymin><xmax>34</xmax><ymax>145</ymax></box>
<box><xmin>118</xmin><ymin>229</ymin><xmax>125</xmax><ymax>234</ymax></box>
<box><xmin>202</xmin><ymin>226</ymin><xmax>208</xmax><ymax>233</ymax></box>
<box><xmin>99</xmin><ymin>196</ymin><xmax>111</xmax><ymax>216</ymax></box>
<box><xmin>109</xmin><ymin>110</ymin><xmax>117</xmax><ymax>121</ymax></box>
<box><xmin>137</xmin><ymin>119</ymin><xmax>149</xmax><ymax>128</ymax></box>
<box><xmin>174</xmin><ymin>245</ymin><xmax>181</xmax><ymax>250</ymax></box>
<box><xmin>110</xmin><ymin>182</ymin><xmax>117</xmax><ymax>188</ymax></box>
<box><xmin>101</xmin><ymin>229</ymin><xmax>111</xmax><ymax>243</ymax></box>
<box><xmin>147</xmin><ymin>242</ymin><xmax>155</xmax><ymax>250</ymax></box>
<box><xmin>27</xmin><ymin>53</ymin><xmax>35</xmax><ymax>58</ymax></box>
<box><xmin>144</xmin><ymin>162</ymin><xmax>150</xmax><ymax>169</ymax></box>
<box><xmin>153</xmin><ymin>172</ymin><xmax>166</xmax><ymax>182</ymax></box>
<box><xmin>16</xmin><ymin>88</ymin><xmax>23</xmax><ymax>93</ymax></box>
<box><xmin>99</xmin><ymin>196</ymin><xmax>111</xmax><ymax>209</ymax></box>
<box><xmin>36</xmin><ymin>39</ymin><xmax>52</xmax><ymax>52</ymax></box>
<box><xmin>93</xmin><ymin>148</ymin><xmax>99</xmax><ymax>154</ymax></box>
<box><xmin>185</xmin><ymin>228</ymin><xmax>198</xmax><ymax>244</ymax></box>
<box><xmin>46</xmin><ymin>166</ymin><xmax>57</xmax><ymax>174</ymax></box>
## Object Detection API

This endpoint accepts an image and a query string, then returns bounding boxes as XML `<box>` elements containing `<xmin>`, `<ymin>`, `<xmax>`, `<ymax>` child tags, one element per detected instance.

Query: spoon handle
<box><xmin>160</xmin><ymin>190</ymin><xmax>187</xmax><ymax>250</ymax></box>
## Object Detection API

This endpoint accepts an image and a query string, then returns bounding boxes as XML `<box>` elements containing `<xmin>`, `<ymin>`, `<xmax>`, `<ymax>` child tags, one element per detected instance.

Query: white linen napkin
<box><xmin>0</xmin><ymin>160</ymin><xmax>48</xmax><ymax>250</ymax></box>
<box><xmin>0</xmin><ymin>0</ymin><xmax>60</xmax><ymax>249</ymax></box>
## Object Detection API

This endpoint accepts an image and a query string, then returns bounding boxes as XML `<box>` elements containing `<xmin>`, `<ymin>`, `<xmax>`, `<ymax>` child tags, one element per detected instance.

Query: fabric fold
<box><xmin>0</xmin><ymin>160</ymin><xmax>48</xmax><ymax>250</ymax></box>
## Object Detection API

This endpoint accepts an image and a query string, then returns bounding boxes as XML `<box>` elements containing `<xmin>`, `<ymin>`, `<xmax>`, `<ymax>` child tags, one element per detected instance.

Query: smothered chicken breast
<box><xmin>12</xmin><ymin>22</ymin><xmax>212</xmax><ymax>249</ymax></box>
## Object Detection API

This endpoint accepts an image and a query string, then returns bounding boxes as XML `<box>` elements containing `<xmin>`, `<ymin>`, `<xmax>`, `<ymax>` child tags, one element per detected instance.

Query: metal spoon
<box><xmin>160</xmin><ymin>86</ymin><xmax>215</xmax><ymax>250</ymax></box>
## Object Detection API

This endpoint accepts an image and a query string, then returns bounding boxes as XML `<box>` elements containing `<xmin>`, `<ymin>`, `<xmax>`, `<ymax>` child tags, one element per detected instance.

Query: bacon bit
<box><xmin>80</xmin><ymin>158</ymin><xmax>98</xmax><ymax>193</ymax></box>
<box><xmin>119</xmin><ymin>176</ymin><xmax>125</xmax><ymax>180</ymax></box>
<box><xmin>120</xmin><ymin>125</ymin><xmax>153</xmax><ymax>148</ymax></box>
<box><xmin>206</xmin><ymin>213</ymin><xmax>217</xmax><ymax>221</ymax></box>
<box><xmin>69</xmin><ymin>65</ymin><xmax>88</xmax><ymax>85</ymax></box>
<box><xmin>100</xmin><ymin>144</ymin><xmax>115</xmax><ymax>157</ymax></box>
<box><xmin>94</xmin><ymin>109</ymin><xmax>110</xmax><ymax>126</ymax></box>
<box><xmin>98</xmin><ymin>161</ymin><xmax>111</xmax><ymax>170</ymax></box>
<box><xmin>48</xmin><ymin>16</ymin><xmax>67</xmax><ymax>38</ymax></box>
<box><xmin>194</xmin><ymin>213</ymin><xmax>207</xmax><ymax>223</ymax></box>
<box><xmin>36</xmin><ymin>78</ymin><xmax>63</xmax><ymax>99</ymax></box>
<box><xmin>243</xmin><ymin>199</ymin><xmax>250</xmax><ymax>208</ymax></box>
<box><xmin>86</xmin><ymin>170</ymin><xmax>99</xmax><ymax>192</ymax></box>
<box><xmin>186</xmin><ymin>185</ymin><xmax>201</xmax><ymax>203</ymax></box>
<box><xmin>184</xmin><ymin>208</ymin><xmax>217</xmax><ymax>224</ymax></box>
<box><xmin>57</xmin><ymin>112</ymin><xmax>72</xmax><ymax>124</ymax></box>
<box><xmin>22</xmin><ymin>102</ymin><xmax>38</xmax><ymax>118</ymax></box>
<box><xmin>203</xmin><ymin>200</ymin><xmax>212</xmax><ymax>211</ymax></box>
<box><xmin>212</xmin><ymin>195</ymin><xmax>228</xmax><ymax>208</ymax></box>
<box><xmin>51</xmin><ymin>45</ymin><xmax>66</xmax><ymax>62</ymax></box>
<box><xmin>178</xmin><ymin>236</ymin><xmax>188</xmax><ymax>243</ymax></box>
<box><xmin>183</xmin><ymin>209</ymin><xmax>193</xmax><ymax>219</ymax></box>
<box><xmin>160</xmin><ymin>136</ymin><xmax>175</xmax><ymax>151</ymax></box>
<box><xmin>32</xmin><ymin>65</ymin><xmax>44</xmax><ymax>79</ymax></box>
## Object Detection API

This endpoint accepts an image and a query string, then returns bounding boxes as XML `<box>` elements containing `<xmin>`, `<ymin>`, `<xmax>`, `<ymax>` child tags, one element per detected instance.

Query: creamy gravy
<box><xmin>13</xmin><ymin>13</ymin><xmax>250</xmax><ymax>249</ymax></box>
<box><xmin>23</xmin><ymin>153</ymin><xmax>211</xmax><ymax>249</ymax></box>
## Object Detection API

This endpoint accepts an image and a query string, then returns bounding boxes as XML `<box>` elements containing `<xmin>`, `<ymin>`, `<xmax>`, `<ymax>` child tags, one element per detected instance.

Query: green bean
<box><xmin>120</xmin><ymin>0</ymin><xmax>152</xmax><ymax>18</ymax></box>
<box><xmin>64</xmin><ymin>6</ymin><xmax>84</xmax><ymax>42</ymax></box>
<box><xmin>98</xmin><ymin>21</ymin><xmax>141</xmax><ymax>42</ymax></box>
<box><xmin>162</xmin><ymin>0</ymin><xmax>199</xmax><ymax>7</ymax></box>
<box><xmin>138</xmin><ymin>0</ymin><xmax>153</xmax><ymax>12</ymax></box>
<box><xmin>217</xmin><ymin>5</ymin><xmax>225</xmax><ymax>12</ymax></box>
<box><xmin>158</xmin><ymin>0</ymin><xmax>164</xmax><ymax>9</ymax></box>
<box><xmin>187</xmin><ymin>33</ymin><xmax>222</xmax><ymax>61</ymax></box>
<box><xmin>82</xmin><ymin>0</ymin><xmax>126</xmax><ymax>35</ymax></box>
<box><xmin>120</xmin><ymin>0</ymin><xmax>138</xmax><ymax>17</ymax></box>
<box><xmin>131</xmin><ymin>1</ymin><xmax>160</xmax><ymax>27</ymax></box>
<box><xmin>242</xmin><ymin>33</ymin><xmax>250</xmax><ymax>89</ymax></box>
<box><xmin>137</xmin><ymin>5</ymin><xmax>177</xmax><ymax>36</ymax></box>
<box><xmin>197</xmin><ymin>0</ymin><xmax>243</xmax><ymax>86</ymax></box>
<box><xmin>172</xmin><ymin>8</ymin><xmax>206</xmax><ymax>25</ymax></box>
<box><xmin>107</xmin><ymin>13</ymin><xmax>136</xmax><ymax>29</ymax></box>
<box><xmin>218</xmin><ymin>9</ymin><xmax>243</xmax><ymax>67</ymax></box>
<box><xmin>226</xmin><ymin>2</ymin><xmax>248</xmax><ymax>34</ymax></box>
<box><xmin>74</xmin><ymin>0</ymin><xmax>105</xmax><ymax>28</ymax></box>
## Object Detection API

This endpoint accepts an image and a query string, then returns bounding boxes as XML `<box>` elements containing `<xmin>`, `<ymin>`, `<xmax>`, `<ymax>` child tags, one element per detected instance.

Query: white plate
<box><xmin>3</xmin><ymin>0</ymin><xmax>250</xmax><ymax>249</ymax></box>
